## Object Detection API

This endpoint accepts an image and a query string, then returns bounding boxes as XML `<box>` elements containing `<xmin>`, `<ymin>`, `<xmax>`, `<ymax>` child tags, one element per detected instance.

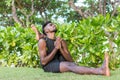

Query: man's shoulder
<box><xmin>38</xmin><ymin>38</ymin><xmax>46</xmax><ymax>43</ymax></box>
<box><xmin>38</xmin><ymin>38</ymin><xmax>47</xmax><ymax>47</ymax></box>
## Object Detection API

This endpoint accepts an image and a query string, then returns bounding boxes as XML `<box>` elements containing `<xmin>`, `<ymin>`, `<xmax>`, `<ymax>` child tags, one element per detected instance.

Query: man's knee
<box><xmin>63</xmin><ymin>62</ymin><xmax>76</xmax><ymax>66</ymax></box>
<box><xmin>60</xmin><ymin>62</ymin><xmax>76</xmax><ymax>72</ymax></box>
<box><xmin>60</xmin><ymin>62</ymin><xmax>71</xmax><ymax>72</ymax></box>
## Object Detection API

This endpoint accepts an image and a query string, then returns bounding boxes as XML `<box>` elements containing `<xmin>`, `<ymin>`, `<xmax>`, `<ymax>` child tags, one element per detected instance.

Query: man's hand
<box><xmin>31</xmin><ymin>24</ymin><xmax>37</xmax><ymax>32</ymax></box>
<box><xmin>54</xmin><ymin>37</ymin><xmax>62</xmax><ymax>49</ymax></box>
<box><xmin>31</xmin><ymin>24</ymin><xmax>45</xmax><ymax>40</ymax></box>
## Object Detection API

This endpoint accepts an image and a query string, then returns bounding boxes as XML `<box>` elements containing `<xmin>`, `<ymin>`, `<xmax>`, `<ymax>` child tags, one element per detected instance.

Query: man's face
<box><xmin>44</xmin><ymin>23</ymin><xmax>57</xmax><ymax>33</ymax></box>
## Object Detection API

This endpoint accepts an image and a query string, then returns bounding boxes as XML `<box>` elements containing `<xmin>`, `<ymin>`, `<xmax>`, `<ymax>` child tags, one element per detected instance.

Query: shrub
<box><xmin>0</xmin><ymin>15</ymin><xmax>120</xmax><ymax>69</ymax></box>
<box><xmin>56</xmin><ymin>14</ymin><xmax>120</xmax><ymax>69</ymax></box>
<box><xmin>0</xmin><ymin>25</ymin><xmax>39</xmax><ymax>67</ymax></box>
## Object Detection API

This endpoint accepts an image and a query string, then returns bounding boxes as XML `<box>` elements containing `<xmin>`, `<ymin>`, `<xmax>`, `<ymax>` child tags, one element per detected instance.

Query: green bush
<box><xmin>56</xmin><ymin>14</ymin><xmax>120</xmax><ymax>69</ymax></box>
<box><xmin>0</xmin><ymin>25</ymin><xmax>39</xmax><ymax>67</ymax></box>
<box><xmin>0</xmin><ymin>15</ymin><xmax>120</xmax><ymax>69</ymax></box>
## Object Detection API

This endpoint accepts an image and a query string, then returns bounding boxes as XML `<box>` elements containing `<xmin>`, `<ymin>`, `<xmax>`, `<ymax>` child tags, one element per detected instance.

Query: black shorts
<box><xmin>43</xmin><ymin>60</ymin><xmax>60</xmax><ymax>73</ymax></box>
<box><xmin>42</xmin><ymin>55</ymin><xmax>66</xmax><ymax>73</ymax></box>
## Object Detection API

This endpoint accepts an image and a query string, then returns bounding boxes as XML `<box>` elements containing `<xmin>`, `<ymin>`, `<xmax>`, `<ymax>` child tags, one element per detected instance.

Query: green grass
<box><xmin>0</xmin><ymin>67</ymin><xmax>119</xmax><ymax>80</ymax></box>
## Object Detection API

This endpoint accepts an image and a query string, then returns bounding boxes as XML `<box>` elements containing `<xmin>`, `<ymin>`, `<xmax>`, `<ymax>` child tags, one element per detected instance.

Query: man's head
<box><xmin>42</xmin><ymin>21</ymin><xmax>57</xmax><ymax>35</ymax></box>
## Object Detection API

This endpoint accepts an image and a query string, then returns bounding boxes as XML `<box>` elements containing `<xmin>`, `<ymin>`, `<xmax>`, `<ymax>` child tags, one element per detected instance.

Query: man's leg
<box><xmin>60</xmin><ymin>53</ymin><xmax>110</xmax><ymax>76</ymax></box>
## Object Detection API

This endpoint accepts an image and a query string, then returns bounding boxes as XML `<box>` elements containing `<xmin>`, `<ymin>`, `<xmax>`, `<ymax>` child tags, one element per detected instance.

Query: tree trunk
<box><xmin>20</xmin><ymin>0</ymin><xmax>34</xmax><ymax>27</ymax></box>
<box><xmin>98</xmin><ymin>0</ymin><xmax>103</xmax><ymax>14</ymax></box>
<box><xmin>103</xmin><ymin>0</ymin><xmax>106</xmax><ymax>16</ymax></box>
<box><xmin>91</xmin><ymin>1</ymin><xmax>94</xmax><ymax>16</ymax></box>
<box><xmin>68</xmin><ymin>0</ymin><xmax>85</xmax><ymax>18</ymax></box>
<box><xmin>12</xmin><ymin>0</ymin><xmax>23</xmax><ymax>26</ymax></box>
<box><xmin>111</xmin><ymin>0</ymin><xmax>120</xmax><ymax>17</ymax></box>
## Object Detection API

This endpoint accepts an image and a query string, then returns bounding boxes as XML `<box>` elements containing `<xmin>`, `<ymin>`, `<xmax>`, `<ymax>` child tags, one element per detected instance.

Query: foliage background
<box><xmin>0</xmin><ymin>15</ymin><xmax>120</xmax><ymax>69</ymax></box>
<box><xmin>0</xmin><ymin>24</ymin><xmax>39</xmax><ymax>67</ymax></box>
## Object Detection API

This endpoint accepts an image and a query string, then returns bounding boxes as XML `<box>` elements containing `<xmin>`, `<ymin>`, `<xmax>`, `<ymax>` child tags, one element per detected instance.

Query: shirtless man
<box><xmin>31</xmin><ymin>21</ymin><xmax>110</xmax><ymax>76</ymax></box>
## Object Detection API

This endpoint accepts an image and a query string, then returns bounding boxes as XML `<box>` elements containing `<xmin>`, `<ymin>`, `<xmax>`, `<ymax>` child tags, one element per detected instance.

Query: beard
<box><xmin>52</xmin><ymin>29</ymin><xmax>57</xmax><ymax>33</ymax></box>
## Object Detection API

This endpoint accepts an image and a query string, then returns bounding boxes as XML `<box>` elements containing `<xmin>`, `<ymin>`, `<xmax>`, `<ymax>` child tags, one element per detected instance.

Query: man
<box><xmin>31</xmin><ymin>21</ymin><xmax>110</xmax><ymax>76</ymax></box>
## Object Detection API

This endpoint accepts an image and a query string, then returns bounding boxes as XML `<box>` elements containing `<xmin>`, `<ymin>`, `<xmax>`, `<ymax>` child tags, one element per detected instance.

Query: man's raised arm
<box><xmin>31</xmin><ymin>24</ymin><xmax>44</xmax><ymax>40</ymax></box>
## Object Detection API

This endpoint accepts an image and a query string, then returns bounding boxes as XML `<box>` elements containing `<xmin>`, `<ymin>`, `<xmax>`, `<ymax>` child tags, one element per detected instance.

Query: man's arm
<box><xmin>38</xmin><ymin>39</ymin><xmax>60</xmax><ymax>66</ymax></box>
<box><xmin>60</xmin><ymin>40</ymin><xmax>74</xmax><ymax>62</ymax></box>
<box><xmin>31</xmin><ymin>24</ymin><xmax>44</xmax><ymax>40</ymax></box>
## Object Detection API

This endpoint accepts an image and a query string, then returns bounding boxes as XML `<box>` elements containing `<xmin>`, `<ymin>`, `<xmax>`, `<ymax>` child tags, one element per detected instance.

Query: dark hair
<box><xmin>42</xmin><ymin>21</ymin><xmax>52</xmax><ymax>35</ymax></box>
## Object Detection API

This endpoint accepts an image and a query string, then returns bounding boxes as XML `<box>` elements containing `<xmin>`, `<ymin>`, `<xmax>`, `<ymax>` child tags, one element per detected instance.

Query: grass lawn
<box><xmin>0</xmin><ymin>67</ymin><xmax>119</xmax><ymax>80</ymax></box>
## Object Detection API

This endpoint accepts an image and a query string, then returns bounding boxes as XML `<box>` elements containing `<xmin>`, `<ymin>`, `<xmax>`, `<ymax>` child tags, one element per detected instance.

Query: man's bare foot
<box><xmin>101</xmin><ymin>53</ymin><xmax>110</xmax><ymax>76</ymax></box>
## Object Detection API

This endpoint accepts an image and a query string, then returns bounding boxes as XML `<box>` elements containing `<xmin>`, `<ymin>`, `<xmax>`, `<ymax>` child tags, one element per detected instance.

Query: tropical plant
<box><xmin>56</xmin><ymin>14</ymin><xmax>120</xmax><ymax>69</ymax></box>
<box><xmin>0</xmin><ymin>24</ymin><xmax>39</xmax><ymax>67</ymax></box>
<box><xmin>0</xmin><ymin>15</ymin><xmax>120</xmax><ymax>69</ymax></box>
